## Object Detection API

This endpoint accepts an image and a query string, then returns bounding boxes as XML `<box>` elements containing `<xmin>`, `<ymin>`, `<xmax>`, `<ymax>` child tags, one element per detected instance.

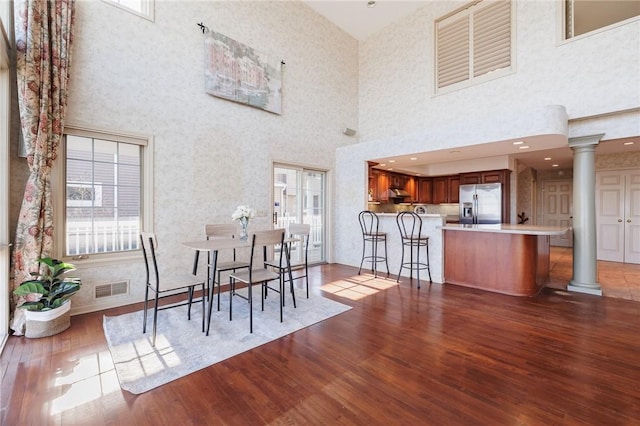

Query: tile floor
<box><xmin>548</xmin><ymin>246</ymin><xmax>640</xmax><ymax>301</ymax></box>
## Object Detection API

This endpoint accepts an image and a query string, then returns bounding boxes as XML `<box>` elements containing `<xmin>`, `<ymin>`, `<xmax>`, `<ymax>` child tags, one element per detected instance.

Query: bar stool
<box><xmin>396</xmin><ymin>211</ymin><xmax>432</xmax><ymax>288</ymax></box>
<box><xmin>358</xmin><ymin>210</ymin><xmax>389</xmax><ymax>277</ymax></box>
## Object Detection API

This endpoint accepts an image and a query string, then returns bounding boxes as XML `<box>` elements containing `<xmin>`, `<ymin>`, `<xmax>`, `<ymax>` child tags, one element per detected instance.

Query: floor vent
<box><xmin>95</xmin><ymin>281</ymin><xmax>129</xmax><ymax>299</ymax></box>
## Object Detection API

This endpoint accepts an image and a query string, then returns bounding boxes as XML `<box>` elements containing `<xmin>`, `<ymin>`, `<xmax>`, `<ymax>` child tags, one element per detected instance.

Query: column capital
<box><xmin>569</xmin><ymin>133</ymin><xmax>605</xmax><ymax>149</ymax></box>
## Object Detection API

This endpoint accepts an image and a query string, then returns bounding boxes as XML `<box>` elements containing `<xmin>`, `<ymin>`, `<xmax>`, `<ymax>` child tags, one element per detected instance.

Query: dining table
<box><xmin>182</xmin><ymin>235</ymin><xmax>295</xmax><ymax>336</ymax></box>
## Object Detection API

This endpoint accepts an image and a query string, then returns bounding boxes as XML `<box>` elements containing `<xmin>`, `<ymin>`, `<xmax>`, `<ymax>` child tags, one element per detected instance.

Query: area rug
<box><xmin>103</xmin><ymin>293</ymin><xmax>351</xmax><ymax>394</ymax></box>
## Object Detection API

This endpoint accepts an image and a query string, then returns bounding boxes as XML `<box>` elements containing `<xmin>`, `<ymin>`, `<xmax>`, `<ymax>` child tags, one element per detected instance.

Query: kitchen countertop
<box><xmin>441</xmin><ymin>223</ymin><xmax>570</xmax><ymax>236</ymax></box>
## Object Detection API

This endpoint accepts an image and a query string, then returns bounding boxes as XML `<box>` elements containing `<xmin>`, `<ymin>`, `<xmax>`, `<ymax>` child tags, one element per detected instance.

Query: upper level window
<box><xmin>435</xmin><ymin>0</ymin><xmax>514</xmax><ymax>94</ymax></box>
<box><xmin>565</xmin><ymin>0</ymin><xmax>640</xmax><ymax>39</ymax></box>
<box><xmin>102</xmin><ymin>0</ymin><xmax>154</xmax><ymax>21</ymax></box>
<box><xmin>55</xmin><ymin>126</ymin><xmax>153</xmax><ymax>264</ymax></box>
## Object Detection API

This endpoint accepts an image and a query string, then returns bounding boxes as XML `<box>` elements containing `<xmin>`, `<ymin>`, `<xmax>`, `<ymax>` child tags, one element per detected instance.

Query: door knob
<box><xmin>618</xmin><ymin>219</ymin><xmax>623</xmax><ymax>222</ymax></box>
<box><xmin>628</xmin><ymin>219</ymin><xmax>632</xmax><ymax>223</ymax></box>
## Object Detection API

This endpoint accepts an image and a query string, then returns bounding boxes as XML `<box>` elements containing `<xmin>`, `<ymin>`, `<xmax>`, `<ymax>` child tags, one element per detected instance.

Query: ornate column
<box><xmin>567</xmin><ymin>134</ymin><xmax>604</xmax><ymax>296</ymax></box>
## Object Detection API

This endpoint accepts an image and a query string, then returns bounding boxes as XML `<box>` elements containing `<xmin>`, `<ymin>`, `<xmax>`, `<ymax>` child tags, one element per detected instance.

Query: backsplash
<box><xmin>367</xmin><ymin>203</ymin><xmax>459</xmax><ymax>217</ymax></box>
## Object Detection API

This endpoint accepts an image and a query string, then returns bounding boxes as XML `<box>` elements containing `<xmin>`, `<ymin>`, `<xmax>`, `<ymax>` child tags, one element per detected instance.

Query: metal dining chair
<box><xmin>264</xmin><ymin>223</ymin><xmax>311</xmax><ymax>298</ymax></box>
<box><xmin>229</xmin><ymin>229</ymin><xmax>294</xmax><ymax>333</ymax></box>
<box><xmin>396</xmin><ymin>211</ymin><xmax>432</xmax><ymax>288</ymax></box>
<box><xmin>140</xmin><ymin>232</ymin><xmax>206</xmax><ymax>347</ymax></box>
<box><xmin>204</xmin><ymin>224</ymin><xmax>250</xmax><ymax>310</ymax></box>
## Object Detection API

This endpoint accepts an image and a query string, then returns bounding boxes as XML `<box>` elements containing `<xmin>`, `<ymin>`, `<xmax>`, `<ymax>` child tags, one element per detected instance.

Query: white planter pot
<box><xmin>24</xmin><ymin>301</ymin><xmax>72</xmax><ymax>338</ymax></box>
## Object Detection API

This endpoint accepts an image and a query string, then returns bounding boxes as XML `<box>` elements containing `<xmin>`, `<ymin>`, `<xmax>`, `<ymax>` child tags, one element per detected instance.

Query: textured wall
<box><xmin>10</xmin><ymin>1</ymin><xmax>359</xmax><ymax>313</ymax></box>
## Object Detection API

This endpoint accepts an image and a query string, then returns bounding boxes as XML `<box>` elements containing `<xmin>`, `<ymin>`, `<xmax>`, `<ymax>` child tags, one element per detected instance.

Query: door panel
<box><xmin>543</xmin><ymin>180</ymin><xmax>573</xmax><ymax>247</ymax></box>
<box><xmin>625</xmin><ymin>173</ymin><xmax>640</xmax><ymax>263</ymax></box>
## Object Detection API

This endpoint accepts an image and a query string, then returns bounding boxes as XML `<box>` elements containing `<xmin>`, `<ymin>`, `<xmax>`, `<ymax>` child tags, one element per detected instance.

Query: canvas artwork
<box><xmin>204</xmin><ymin>31</ymin><xmax>282</xmax><ymax>115</ymax></box>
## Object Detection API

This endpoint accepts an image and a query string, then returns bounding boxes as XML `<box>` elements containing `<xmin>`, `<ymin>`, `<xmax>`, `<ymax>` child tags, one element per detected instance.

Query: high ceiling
<box><xmin>303</xmin><ymin>1</ymin><xmax>639</xmax><ymax>173</ymax></box>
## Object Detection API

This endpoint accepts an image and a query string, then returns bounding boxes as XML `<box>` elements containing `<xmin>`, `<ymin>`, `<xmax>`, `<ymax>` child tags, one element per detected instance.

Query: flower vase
<box><xmin>239</xmin><ymin>217</ymin><xmax>249</xmax><ymax>240</ymax></box>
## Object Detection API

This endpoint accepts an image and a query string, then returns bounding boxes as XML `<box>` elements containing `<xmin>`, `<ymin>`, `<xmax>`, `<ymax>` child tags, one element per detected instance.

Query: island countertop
<box><xmin>441</xmin><ymin>223</ymin><xmax>569</xmax><ymax>236</ymax></box>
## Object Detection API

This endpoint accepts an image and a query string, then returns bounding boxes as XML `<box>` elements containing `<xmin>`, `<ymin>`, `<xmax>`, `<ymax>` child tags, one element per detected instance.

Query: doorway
<box><xmin>273</xmin><ymin>164</ymin><xmax>326</xmax><ymax>264</ymax></box>
<box><xmin>596</xmin><ymin>169</ymin><xmax>640</xmax><ymax>264</ymax></box>
<box><xmin>540</xmin><ymin>179</ymin><xmax>574</xmax><ymax>247</ymax></box>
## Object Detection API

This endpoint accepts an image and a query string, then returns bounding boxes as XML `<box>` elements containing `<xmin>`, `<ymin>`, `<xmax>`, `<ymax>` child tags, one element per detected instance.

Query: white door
<box><xmin>596</xmin><ymin>170</ymin><xmax>640</xmax><ymax>264</ymax></box>
<box><xmin>542</xmin><ymin>180</ymin><xmax>573</xmax><ymax>247</ymax></box>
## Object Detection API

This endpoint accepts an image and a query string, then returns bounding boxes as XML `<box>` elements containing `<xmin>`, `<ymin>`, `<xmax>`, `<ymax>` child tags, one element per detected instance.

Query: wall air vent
<box><xmin>94</xmin><ymin>281</ymin><xmax>129</xmax><ymax>299</ymax></box>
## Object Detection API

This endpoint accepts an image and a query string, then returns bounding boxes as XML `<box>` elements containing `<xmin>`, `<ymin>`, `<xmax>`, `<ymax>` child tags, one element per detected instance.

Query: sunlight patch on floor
<box><xmin>321</xmin><ymin>274</ymin><xmax>398</xmax><ymax>300</ymax></box>
<box><xmin>50</xmin><ymin>351</ymin><xmax>121</xmax><ymax>415</ymax></box>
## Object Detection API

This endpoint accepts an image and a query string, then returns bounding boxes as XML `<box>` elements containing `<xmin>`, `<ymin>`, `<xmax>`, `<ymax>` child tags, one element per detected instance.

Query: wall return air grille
<box><xmin>95</xmin><ymin>281</ymin><xmax>129</xmax><ymax>299</ymax></box>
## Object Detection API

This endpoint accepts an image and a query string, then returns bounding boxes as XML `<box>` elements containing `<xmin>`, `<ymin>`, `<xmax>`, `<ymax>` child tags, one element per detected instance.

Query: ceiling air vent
<box><xmin>95</xmin><ymin>281</ymin><xmax>129</xmax><ymax>299</ymax></box>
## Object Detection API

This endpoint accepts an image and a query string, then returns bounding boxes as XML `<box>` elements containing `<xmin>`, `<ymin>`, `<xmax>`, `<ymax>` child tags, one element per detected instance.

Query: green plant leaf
<box><xmin>18</xmin><ymin>301</ymin><xmax>45</xmax><ymax>311</ymax></box>
<box><xmin>13</xmin><ymin>282</ymin><xmax>48</xmax><ymax>296</ymax></box>
<box><xmin>48</xmin><ymin>281</ymin><xmax>81</xmax><ymax>299</ymax></box>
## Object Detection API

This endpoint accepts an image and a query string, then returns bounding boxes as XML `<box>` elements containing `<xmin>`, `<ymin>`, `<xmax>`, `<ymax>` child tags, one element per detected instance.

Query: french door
<box><xmin>1</xmin><ymin>12</ymin><xmax>10</xmax><ymax>352</ymax></box>
<box><xmin>273</xmin><ymin>164</ymin><xmax>326</xmax><ymax>264</ymax></box>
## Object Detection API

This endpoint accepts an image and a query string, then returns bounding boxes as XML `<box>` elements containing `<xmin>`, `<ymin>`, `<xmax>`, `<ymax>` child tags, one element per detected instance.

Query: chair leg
<box><xmin>358</xmin><ymin>236</ymin><xmax>366</xmax><ymax>275</ymax></box>
<box><xmin>152</xmin><ymin>293</ymin><xmax>159</xmax><ymax>347</ymax></box>
<box><xmin>217</xmin><ymin>270</ymin><xmax>222</xmax><ymax>311</ymax></box>
<box><xmin>383</xmin><ymin>237</ymin><xmax>390</xmax><ymax>277</ymax></box>
<box><xmin>143</xmin><ymin>285</ymin><xmax>150</xmax><ymax>333</ymax></box>
<box><xmin>200</xmin><ymin>282</ymin><xmax>205</xmax><ymax>332</ymax></box>
<box><xmin>187</xmin><ymin>286</ymin><xmax>193</xmax><ymax>320</ymax></box>
<box><xmin>229</xmin><ymin>278</ymin><xmax>234</xmax><ymax>321</ymax></box>
<box><xmin>397</xmin><ymin>241</ymin><xmax>405</xmax><ymax>283</ymax></box>
<box><xmin>249</xmin><ymin>281</ymin><xmax>253</xmax><ymax>334</ymax></box>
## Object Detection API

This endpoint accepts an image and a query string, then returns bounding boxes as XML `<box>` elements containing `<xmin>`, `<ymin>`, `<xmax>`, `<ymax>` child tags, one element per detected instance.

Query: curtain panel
<box><xmin>10</xmin><ymin>0</ymin><xmax>75</xmax><ymax>335</ymax></box>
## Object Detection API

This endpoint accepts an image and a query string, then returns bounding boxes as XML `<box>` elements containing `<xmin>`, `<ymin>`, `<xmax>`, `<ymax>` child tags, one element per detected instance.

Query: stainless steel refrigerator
<box><xmin>459</xmin><ymin>183</ymin><xmax>502</xmax><ymax>224</ymax></box>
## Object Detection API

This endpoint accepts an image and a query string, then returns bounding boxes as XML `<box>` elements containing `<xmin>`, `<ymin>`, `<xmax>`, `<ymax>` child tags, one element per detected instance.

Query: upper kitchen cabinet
<box><xmin>417</xmin><ymin>178</ymin><xmax>433</xmax><ymax>204</ymax></box>
<box><xmin>432</xmin><ymin>175</ymin><xmax>460</xmax><ymax>204</ymax></box>
<box><xmin>460</xmin><ymin>169</ymin><xmax>510</xmax><ymax>185</ymax></box>
<box><xmin>377</xmin><ymin>171</ymin><xmax>390</xmax><ymax>202</ymax></box>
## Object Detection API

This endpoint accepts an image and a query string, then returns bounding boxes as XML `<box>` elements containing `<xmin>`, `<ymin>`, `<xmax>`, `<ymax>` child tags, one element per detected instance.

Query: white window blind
<box><xmin>436</xmin><ymin>0</ymin><xmax>513</xmax><ymax>92</ymax></box>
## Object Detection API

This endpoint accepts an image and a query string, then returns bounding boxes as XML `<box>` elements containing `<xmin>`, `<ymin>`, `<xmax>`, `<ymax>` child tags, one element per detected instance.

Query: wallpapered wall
<box><xmin>9</xmin><ymin>1</ymin><xmax>359</xmax><ymax>314</ymax></box>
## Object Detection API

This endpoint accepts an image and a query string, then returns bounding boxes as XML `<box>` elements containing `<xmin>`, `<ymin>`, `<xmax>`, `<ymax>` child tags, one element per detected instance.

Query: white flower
<box><xmin>232</xmin><ymin>205</ymin><xmax>256</xmax><ymax>221</ymax></box>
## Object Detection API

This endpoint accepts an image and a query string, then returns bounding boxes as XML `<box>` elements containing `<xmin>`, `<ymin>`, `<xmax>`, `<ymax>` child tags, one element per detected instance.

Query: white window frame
<box><xmin>559</xmin><ymin>0</ymin><xmax>640</xmax><ymax>43</ymax></box>
<box><xmin>101</xmin><ymin>0</ymin><xmax>155</xmax><ymax>22</ymax></box>
<box><xmin>434</xmin><ymin>0</ymin><xmax>516</xmax><ymax>95</ymax></box>
<box><xmin>53</xmin><ymin>124</ymin><xmax>154</xmax><ymax>268</ymax></box>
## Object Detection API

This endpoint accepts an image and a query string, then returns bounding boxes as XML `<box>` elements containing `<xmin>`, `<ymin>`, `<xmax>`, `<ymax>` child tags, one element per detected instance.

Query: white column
<box><xmin>567</xmin><ymin>134</ymin><xmax>603</xmax><ymax>296</ymax></box>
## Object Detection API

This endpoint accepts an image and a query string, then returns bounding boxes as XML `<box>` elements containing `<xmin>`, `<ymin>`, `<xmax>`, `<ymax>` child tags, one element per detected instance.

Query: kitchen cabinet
<box><xmin>377</xmin><ymin>171</ymin><xmax>390</xmax><ymax>202</ymax></box>
<box><xmin>368</xmin><ymin>169</ymin><xmax>378</xmax><ymax>201</ymax></box>
<box><xmin>433</xmin><ymin>175</ymin><xmax>459</xmax><ymax>204</ymax></box>
<box><xmin>404</xmin><ymin>176</ymin><xmax>417</xmax><ymax>202</ymax></box>
<box><xmin>417</xmin><ymin>178</ymin><xmax>433</xmax><ymax>203</ymax></box>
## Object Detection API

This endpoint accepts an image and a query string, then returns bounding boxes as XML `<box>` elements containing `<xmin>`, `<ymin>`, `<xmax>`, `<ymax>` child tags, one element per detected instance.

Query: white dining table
<box><xmin>182</xmin><ymin>236</ymin><xmax>295</xmax><ymax>336</ymax></box>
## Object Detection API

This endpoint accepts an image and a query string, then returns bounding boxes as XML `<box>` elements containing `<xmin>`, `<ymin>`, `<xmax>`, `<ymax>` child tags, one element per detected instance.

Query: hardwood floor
<box><xmin>549</xmin><ymin>246</ymin><xmax>640</xmax><ymax>301</ymax></box>
<box><xmin>2</xmin><ymin>263</ymin><xmax>639</xmax><ymax>425</ymax></box>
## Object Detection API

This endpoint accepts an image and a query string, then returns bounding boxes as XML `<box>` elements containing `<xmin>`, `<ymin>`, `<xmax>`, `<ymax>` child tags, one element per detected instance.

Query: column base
<box><xmin>568</xmin><ymin>280</ymin><xmax>602</xmax><ymax>296</ymax></box>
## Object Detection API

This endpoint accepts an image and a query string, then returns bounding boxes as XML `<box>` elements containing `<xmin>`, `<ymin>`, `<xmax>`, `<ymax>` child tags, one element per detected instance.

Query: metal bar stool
<box><xmin>396</xmin><ymin>211</ymin><xmax>432</xmax><ymax>288</ymax></box>
<box><xmin>358</xmin><ymin>210</ymin><xmax>389</xmax><ymax>277</ymax></box>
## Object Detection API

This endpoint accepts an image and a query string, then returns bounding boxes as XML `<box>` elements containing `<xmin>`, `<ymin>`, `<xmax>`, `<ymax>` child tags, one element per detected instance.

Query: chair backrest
<box><xmin>249</xmin><ymin>229</ymin><xmax>286</xmax><ymax>269</ymax></box>
<box><xmin>396</xmin><ymin>211</ymin><xmax>423</xmax><ymax>239</ymax></box>
<box><xmin>289</xmin><ymin>223</ymin><xmax>311</xmax><ymax>263</ymax></box>
<box><xmin>205</xmin><ymin>223</ymin><xmax>237</xmax><ymax>240</ymax></box>
<box><xmin>359</xmin><ymin>210</ymin><xmax>380</xmax><ymax>236</ymax></box>
<box><xmin>140</xmin><ymin>232</ymin><xmax>160</xmax><ymax>288</ymax></box>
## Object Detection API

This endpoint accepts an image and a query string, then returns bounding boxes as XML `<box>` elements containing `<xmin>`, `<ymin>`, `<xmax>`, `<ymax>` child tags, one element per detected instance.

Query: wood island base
<box><xmin>443</xmin><ymin>225</ymin><xmax>565</xmax><ymax>297</ymax></box>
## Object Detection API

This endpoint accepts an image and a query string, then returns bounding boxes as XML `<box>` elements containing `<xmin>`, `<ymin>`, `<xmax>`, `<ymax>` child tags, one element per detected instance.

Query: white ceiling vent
<box><xmin>95</xmin><ymin>281</ymin><xmax>129</xmax><ymax>299</ymax></box>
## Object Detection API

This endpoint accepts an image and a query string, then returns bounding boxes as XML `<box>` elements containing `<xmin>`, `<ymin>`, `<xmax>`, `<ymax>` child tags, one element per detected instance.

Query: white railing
<box><xmin>66</xmin><ymin>220</ymin><xmax>140</xmax><ymax>255</ymax></box>
<box><xmin>276</xmin><ymin>215</ymin><xmax>323</xmax><ymax>262</ymax></box>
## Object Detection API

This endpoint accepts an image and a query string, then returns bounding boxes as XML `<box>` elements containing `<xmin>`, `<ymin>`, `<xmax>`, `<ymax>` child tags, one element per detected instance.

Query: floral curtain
<box><xmin>10</xmin><ymin>0</ymin><xmax>75</xmax><ymax>335</ymax></box>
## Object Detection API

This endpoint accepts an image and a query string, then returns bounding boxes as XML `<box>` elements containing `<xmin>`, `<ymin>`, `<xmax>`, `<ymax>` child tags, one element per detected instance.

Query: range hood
<box><xmin>387</xmin><ymin>188</ymin><xmax>411</xmax><ymax>198</ymax></box>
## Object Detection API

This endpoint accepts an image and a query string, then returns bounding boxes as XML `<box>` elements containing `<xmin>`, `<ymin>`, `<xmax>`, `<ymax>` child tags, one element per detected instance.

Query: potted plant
<box><xmin>13</xmin><ymin>258</ymin><xmax>82</xmax><ymax>338</ymax></box>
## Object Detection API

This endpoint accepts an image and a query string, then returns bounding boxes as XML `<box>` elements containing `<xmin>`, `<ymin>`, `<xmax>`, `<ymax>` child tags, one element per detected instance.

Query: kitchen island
<box><xmin>441</xmin><ymin>224</ymin><xmax>570</xmax><ymax>296</ymax></box>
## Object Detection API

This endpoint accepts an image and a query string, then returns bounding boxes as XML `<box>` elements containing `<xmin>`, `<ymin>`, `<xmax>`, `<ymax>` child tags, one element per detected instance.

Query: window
<box><xmin>102</xmin><ymin>0</ymin><xmax>154</xmax><ymax>21</ymax></box>
<box><xmin>435</xmin><ymin>0</ymin><xmax>514</xmax><ymax>93</ymax></box>
<box><xmin>56</xmin><ymin>126</ymin><xmax>153</xmax><ymax>263</ymax></box>
<box><xmin>564</xmin><ymin>0</ymin><xmax>640</xmax><ymax>39</ymax></box>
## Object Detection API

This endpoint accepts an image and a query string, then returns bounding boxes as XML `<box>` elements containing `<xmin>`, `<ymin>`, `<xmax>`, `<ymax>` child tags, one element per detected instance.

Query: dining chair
<box><xmin>396</xmin><ymin>211</ymin><xmax>432</xmax><ymax>288</ymax></box>
<box><xmin>140</xmin><ymin>232</ymin><xmax>205</xmax><ymax>347</ymax></box>
<box><xmin>228</xmin><ymin>229</ymin><xmax>290</xmax><ymax>333</ymax></box>
<box><xmin>205</xmin><ymin>224</ymin><xmax>250</xmax><ymax>311</ymax></box>
<box><xmin>264</xmin><ymin>223</ymin><xmax>311</xmax><ymax>298</ymax></box>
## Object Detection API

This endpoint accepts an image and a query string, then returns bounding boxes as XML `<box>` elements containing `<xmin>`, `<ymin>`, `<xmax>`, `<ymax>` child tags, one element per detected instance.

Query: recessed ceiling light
<box><xmin>623</xmin><ymin>141</ymin><xmax>635</xmax><ymax>146</ymax></box>
<box><xmin>367</xmin><ymin>1</ymin><xmax>376</xmax><ymax>8</ymax></box>
<box><xmin>450</xmin><ymin>150</ymin><xmax>460</xmax><ymax>154</ymax></box>
<box><xmin>387</xmin><ymin>168</ymin><xmax>393</xmax><ymax>171</ymax></box>
<box><xmin>544</xmin><ymin>157</ymin><xmax>552</xmax><ymax>161</ymax></box>
<box><xmin>518</xmin><ymin>145</ymin><xmax>530</xmax><ymax>149</ymax></box>
<box><xmin>379</xmin><ymin>163</ymin><xmax>386</xmax><ymax>167</ymax></box>
<box><xmin>552</xmin><ymin>164</ymin><xmax>559</xmax><ymax>167</ymax></box>
<box><xmin>512</xmin><ymin>141</ymin><xmax>524</xmax><ymax>145</ymax></box>
<box><xmin>389</xmin><ymin>160</ymin><xmax>395</xmax><ymax>163</ymax></box>
<box><xmin>410</xmin><ymin>157</ymin><xmax>418</xmax><ymax>161</ymax></box>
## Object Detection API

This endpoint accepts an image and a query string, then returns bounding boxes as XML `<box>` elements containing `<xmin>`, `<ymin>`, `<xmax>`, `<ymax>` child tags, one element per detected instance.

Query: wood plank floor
<box><xmin>2</xmin><ymin>263</ymin><xmax>639</xmax><ymax>425</ymax></box>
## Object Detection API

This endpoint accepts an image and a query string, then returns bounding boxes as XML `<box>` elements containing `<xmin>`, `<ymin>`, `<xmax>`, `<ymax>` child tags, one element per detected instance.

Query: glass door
<box><xmin>0</xmin><ymin>12</ymin><xmax>11</xmax><ymax>351</ymax></box>
<box><xmin>273</xmin><ymin>164</ymin><xmax>326</xmax><ymax>264</ymax></box>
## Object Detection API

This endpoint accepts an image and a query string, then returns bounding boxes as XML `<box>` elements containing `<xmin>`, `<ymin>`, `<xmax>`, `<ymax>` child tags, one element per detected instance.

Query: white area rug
<box><xmin>103</xmin><ymin>292</ymin><xmax>351</xmax><ymax>394</ymax></box>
